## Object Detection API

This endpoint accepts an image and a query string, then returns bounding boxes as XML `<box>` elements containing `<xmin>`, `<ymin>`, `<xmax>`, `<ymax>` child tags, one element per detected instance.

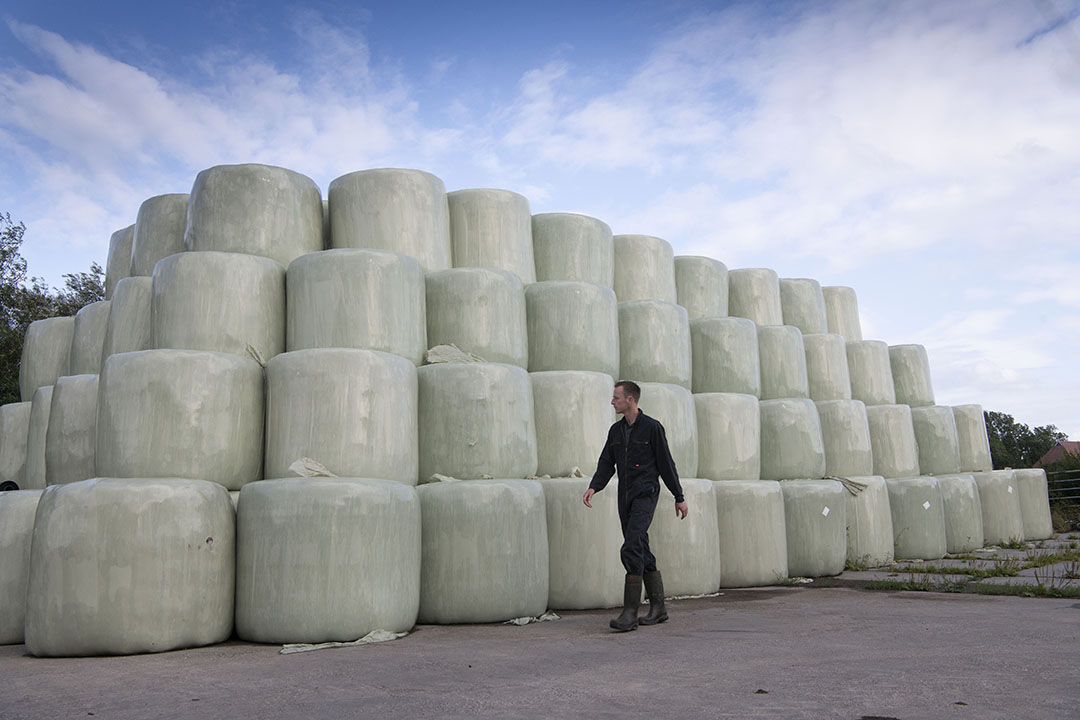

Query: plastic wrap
<box><xmin>889</xmin><ymin>344</ymin><xmax>935</xmax><ymax>408</ymax></box>
<box><xmin>844</xmin><ymin>476</ymin><xmax>894</xmax><ymax>567</ymax></box>
<box><xmin>910</xmin><ymin>405</ymin><xmax>962</xmax><ymax>476</ymax></box>
<box><xmin>885</xmin><ymin>476</ymin><xmax>947</xmax><ymax>560</ymax></box>
<box><xmin>618</xmin><ymin>300</ymin><xmax>691</xmax><ymax>389</ymax></box>
<box><xmin>674</xmin><ymin>256</ymin><xmax>728</xmax><ymax>321</ymax></box>
<box><xmin>759</xmin><ymin>398</ymin><xmax>826</xmax><ymax>481</ymax></box>
<box><xmin>531</xmin><ymin>371</ymin><xmax>614</xmax><ymax>478</ymax></box>
<box><xmin>19</xmin><ymin>317</ymin><xmax>74</xmax><ymax>402</ymax></box>
<box><xmin>0</xmin><ymin>490</ymin><xmax>43</xmax><ymax>644</ymax></box>
<box><xmin>638</xmin><ymin>382</ymin><xmax>699</xmax><ymax>479</ymax></box>
<box><xmin>328</xmin><ymin>168</ymin><xmax>451</xmax><ymax>273</ymax></box>
<box><xmin>952</xmin><ymin>404</ymin><xmax>993</xmax><ymax>472</ymax></box>
<box><xmin>185</xmin><ymin>164</ymin><xmax>323</xmax><ymax>268</ymax></box>
<box><xmin>846</xmin><ymin>340</ymin><xmax>897</xmax><ymax>406</ymax></box>
<box><xmin>728</xmin><ymin>268</ymin><xmax>782</xmax><ymax>327</ymax></box>
<box><xmin>532</xmin><ymin>213</ymin><xmax>613</xmax><ymax>287</ymax></box>
<box><xmin>417</xmin><ymin>363</ymin><xmax>537</xmax><ymax>482</ymax></box>
<box><xmin>96</xmin><ymin>350</ymin><xmax>264</xmax><ymax>490</ymax></box>
<box><xmin>101</xmin><ymin>276</ymin><xmax>152</xmax><ymax>362</ymax></box>
<box><xmin>264</xmin><ymin>349</ymin><xmax>418</xmax><ymax>484</ymax></box>
<box><xmin>152</xmin><ymin>251</ymin><xmax>285</xmax><ymax>362</ymax></box>
<box><xmin>803</xmin><ymin>333</ymin><xmax>851</xmax><ymax>401</ymax></box>
<box><xmin>235</xmin><ymin>478</ymin><xmax>421</xmax><ymax>643</ymax></box>
<box><xmin>866</xmin><ymin>404</ymin><xmax>921</xmax><ymax>479</ymax></box>
<box><xmin>971</xmin><ymin>470</ymin><xmax>1025</xmax><ymax>545</ymax></box>
<box><xmin>425</xmin><ymin>267</ymin><xmax>528</xmax><ymax>368</ymax></box>
<box><xmin>44</xmin><ymin>374</ymin><xmax>98</xmax><ymax>486</ymax></box>
<box><xmin>69</xmin><ymin>300</ymin><xmax>110</xmax><ymax>376</ymax></box>
<box><xmin>129</xmin><ymin>193</ymin><xmax>188</xmax><ymax>276</ymax></box>
<box><xmin>758</xmin><ymin>325</ymin><xmax>810</xmax><ymax>400</ymax></box>
<box><xmin>612</xmin><ymin>234</ymin><xmax>676</xmax><ymax>303</ymax></box>
<box><xmin>781</xmin><ymin>479</ymin><xmax>847</xmax><ymax>577</ymax></box>
<box><xmin>24</xmin><ymin>478</ymin><xmax>234</xmax><ymax>656</ymax></box>
<box><xmin>822</xmin><ymin>286</ymin><xmax>862</xmax><ymax>342</ymax></box>
<box><xmin>649</xmin><ymin>478</ymin><xmax>721</xmax><ymax>595</ymax></box>
<box><xmin>104</xmin><ymin>224</ymin><xmax>134</xmax><ymax>299</ymax></box>
<box><xmin>286</xmin><ymin>249</ymin><xmax>426</xmax><ymax>364</ymax></box>
<box><xmin>779</xmin><ymin>278</ymin><xmax>828</xmax><ymax>335</ymax></box>
<box><xmin>417</xmin><ymin>480</ymin><xmax>548</xmax><ymax>623</ymax></box>
<box><xmin>525</xmin><ymin>281</ymin><xmax>619</xmax><ymax>377</ymax></box>
<box><xmin>713</xmin><ymin>480</ymin><xmax>789</xmax><ymax>587</ymax></box>
<box><xmin>935</xmin><ymin>474</ymin><xmax>984</xmax><ymax>553</ymax></box>
<box><xmin>448</xmin><ymin>189</ymin><xmax>535</xmax><ymax>284</ymax></box>
<box><xmin>695</xmin><ymin>393</ymin><xmax>760</xmax><ymax>481</ymax></box>
<box><xmin>815</xmin><ymin>399</ymin><xmax>874</xmax><ymax>478</ymax></box>
<box><xmin>0</xmin><ymin>402</ymin><xmax>32</xmax><ymax>487</ymax></box>
<box><xmin>1012</xmin><ymin>468</ymin><xmax>1053</xmax><ymax>541</ymax></box>
<box><xmin>23</xmin><ymin>386</ymin><xmax>52</xmax><ymax>490</ymax></box>
<box><xmin>690</xmin><ymin>316</ymin><xmax>760</xmax><ymax>396</ymax></box>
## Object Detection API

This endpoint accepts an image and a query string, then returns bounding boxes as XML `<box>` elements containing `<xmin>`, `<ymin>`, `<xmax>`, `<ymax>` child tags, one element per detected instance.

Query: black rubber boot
<box><xmin>609</xmin><ymin>575</ymin><xmax>642</xmax><ymax>632</ymax></box>
<box><xmin>640</xmin><ymin>570</ymin><xmax>668</xmax><ymax>625</ymax></box>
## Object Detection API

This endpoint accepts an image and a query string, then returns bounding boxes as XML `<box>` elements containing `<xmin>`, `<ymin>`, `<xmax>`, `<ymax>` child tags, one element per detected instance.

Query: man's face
<box><xmin>611</xmin><ymin>386</ymin><xmax>632</xmax><ymax>415</ymax></box>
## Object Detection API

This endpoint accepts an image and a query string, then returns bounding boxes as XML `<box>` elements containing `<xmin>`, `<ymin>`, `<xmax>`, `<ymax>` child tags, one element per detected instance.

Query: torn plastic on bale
<box><xmin>504</xmin><ymin>612</ymin><xmax>561</xmax><ymax>626</ymax></box>
<box><xmin>289</xmin><ymin>457</ymin><xmax>337</xmax><ymax>478</ymax></box>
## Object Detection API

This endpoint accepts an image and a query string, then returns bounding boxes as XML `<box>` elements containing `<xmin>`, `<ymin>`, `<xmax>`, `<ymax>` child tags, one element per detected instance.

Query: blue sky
<box><xmin>2</xmin><ymin>0</ymin><xmax>1079</xmax><ymax>439</ymax></box>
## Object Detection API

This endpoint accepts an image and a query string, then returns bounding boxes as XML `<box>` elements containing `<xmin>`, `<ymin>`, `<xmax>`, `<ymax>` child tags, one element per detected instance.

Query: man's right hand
<box><xmin>583</xmin><ymin>488</ymin><xmax>595</xmax><ymax>508</ymax></box>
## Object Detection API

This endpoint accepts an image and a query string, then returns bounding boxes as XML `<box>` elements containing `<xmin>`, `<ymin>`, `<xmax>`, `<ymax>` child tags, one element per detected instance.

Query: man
<box><xmin>583</xmin><ymin>380</ymin><xmax>688</xmax><ymax>632</ymax></box>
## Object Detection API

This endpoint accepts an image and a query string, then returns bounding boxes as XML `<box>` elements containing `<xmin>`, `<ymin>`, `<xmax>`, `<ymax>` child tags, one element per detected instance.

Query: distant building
<box><xmin>1035</xmin><ymin>440</ymin><xmax>1080</xmax><ymax>468</ymax></box>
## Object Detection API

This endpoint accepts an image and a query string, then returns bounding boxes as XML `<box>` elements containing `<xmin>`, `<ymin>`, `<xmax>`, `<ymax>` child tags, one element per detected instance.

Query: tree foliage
<box><xmin>1</xmin><ymin>212</ymin><xmax>104</xmax><ymax>405</ymax></box>
<box><xmin>984</xmin><ymin>410</ymin><xmax>1068</xmax><ymax>470</ymax></box>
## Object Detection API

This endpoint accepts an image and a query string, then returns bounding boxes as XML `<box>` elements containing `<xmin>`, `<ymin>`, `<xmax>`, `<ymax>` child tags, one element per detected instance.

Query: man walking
<box><xmin>583</xmin><ymin>380</ymin><xmax>688</xmax><ymax>632</ymax></box>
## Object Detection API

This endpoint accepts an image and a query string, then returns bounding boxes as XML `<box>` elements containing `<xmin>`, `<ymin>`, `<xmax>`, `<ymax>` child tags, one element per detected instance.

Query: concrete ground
<box><xmin>2</xmin><ymin>581</ymin><xmax>1078</xmax><ymax>720</ymax></box>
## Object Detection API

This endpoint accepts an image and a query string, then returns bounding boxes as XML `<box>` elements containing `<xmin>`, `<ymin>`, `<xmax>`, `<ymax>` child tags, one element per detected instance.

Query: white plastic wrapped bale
<box><xmin>418</xmin><ymin>480</ymin><xmax>548</xmax><ymax>623</ymax></box>
<box><xmin>235</xmin><ymin>478</ymin><xmax>421</xmax><ymax>643</ymax></box>
<box><xmin>889</xmin><ymin>344</ymin><xmax>935</xmax><ymax>408</ymax></box>
<box><xmin>44</xmin><ymin>374</ymin><xmax>98</xmax><ymax>486</ymax></box>
<box><xmin>713</xmin><ymin>480</ymin><xmax>788</xmax><ymax>587</ymax></box>
<box><xmin>638</xmin><ymin>382</ymin><xmax>699</xmax><ymax>479</ymax></box>
<box><xmin>822</xmin><ymin>286</ymin><xmax>863</xmax><ymax>342</ymax></box>
<box><xmin>780</xmin><ymin>479</ymin><xmax>847</xmax><ymax>577</ymax></box>
<box><xmin>152</xmin><ymin>251</ymin><xmax>285</xmax><ymax>362</ymax></box>
<box><xmin>803</xmin><ymin>333</ymin><xmax>852</xmax><ymax>401</ymax></box>
<box><xmin>846</xmin><ymin>340</ymin><xmax>896</xmax><ymax>406</ymax></box>
<box><xmin>779</xmin><ymin>278</ymin><xmax>828</xmax><ymax>335</ymax></box>
<box><xmin>690</xmin><ymin>317</ymin><xmax>760</xmax><ymax>396</ymax></box>
<box><xmin>328</xmin><ymin>168</ymin><xmax>451</xmax><ymax>273</ymax></box>
<box><xmin>674</xmin><ymin>256</ymin><xmax>728</xmax><ymax>321</ymax></box>
<box><xmin>101</xmin><ymin>276</ymin><xmax>152</xmax><ymax>362</ymax></box>
<box><xmin>728</xmin><ymin>268</ymin><xmax>783</xmax><ymax>327</ymax></box>
<box><xmin>618</xmin><ymin>300</ymin><xmax>691</xmax><ymax>389</ymax></box>
<box><xmin>885</xmin><ymin>476</ymin><xmax>947</xmax><ymax>560</ymax></box>
<box><xmin>417</xmin><ymin>363</ymin><xmax>537</xmax><ymax>482</ymax></box>
<box><xmin>532</xmin><ymin>213</ymin><xmax>614</xmax><ymax>287</ymax></box>
<box><xmin>538</xmin><ymin>476</ymin><xmax>623</xmax><ymax>609</ymax></box>
<box><xmin>695</xmin><ymin>393</ymin><xmax>760</xmax><ymax>481</ymax></box>
<box><xmin>815</xmin><ymin>400</ymin><xmax>874</xmax><ymax>478</ymax></box>
<box><xmin>971</xmin><ymin>470</ymin><xmax>1025</xmax><ymax>545</ymax></box>
<box><xmin>286</xmin><ymin>249</ymin><xmax>426</xmax><ymax>364</ymax></box>
<box><xmin>758</xmin><ymin>325</ymin><xmax>810</xmax><ymax>401</ymax></box>
<box><xmin>129</xmin><ymin>194</ymin><xmax>188</xmax><ymax>277</ymax></box>
<box><xmin>425</xmin><ymin>267</ymin><xmax>528</xmax><ymax>368</ymax></box>
<box><xmin>650</xmin><ymin>478</ymin><xmax>721</xmax><ymax>595</ymax></box>
<box><xmin>1012</xmin><ymin>468</ymin><xmax>1053</xmax><ymax>541</ymax></box>
<box><xmin>185</xmin><ymin>164</ymin><xmax>323</xmax><ymax>268</ymax></box>
<box><xmin>531</xmin><ymin>371</ymin><xmax>614</xmax><ymax>478</ymax></box>
<box><xmin>0</xmin><ymin>403</ymin><xmax>32</xmax><ymax>488</ymax></box>
<box><xmin>866</xmin><ymin>405</ymin><xmax>921</xmax><ymax>479</ymax></box>
<box><xmin>24</xmin><ymin>478</ymin><xmax>234</xmax><ymax>657</ymax></box>
<box><xmin>448</xmin><ymin>189</ymin><xmax>535</xmax><ymax>284</ymax></box>
<box><xmin>104</xmin><ymin>224</ymin><xmax>134</xmax><ymax>299</ymax></box>
<box><xmin>23</xmin><ymin>386</ymin><xmax>52</xmax><ymax>490</ymax></box>
<box><xmin>264</xmin><ymin>349</ymin><xmax>418</xmax><ymax>484</ymax></box>
<box><xmin>525</xmin><ymin>281</ymin><xmax>619</xmax><ymax>377</ymax></box>
<box><xmin>0</xmin><ymin>490</ymin><xmax>42</xmax><ymax>644</ymax></box>
<box><xmin>96</xmin><ymin>350</ymin><xmax>264</xmax><ymax>489</ymax></box>
<box><xmin>612</xmin><ymin>234</ymin><xmax>676</xmax><ymax>303</ymax></box>
<box><xmin>19</xmin><ymin>317</ymin><xmax>74</xmax><ymax>402</ymax></box>
<box><xmin>952</xmin><ymin>404</ymin><xmax>993</xmax><ymax>472</ymax></box>
<box><xmin>759</xmin><ymin>398</ymin><xmax>826</xmax><ymax>481</ymax></box>
<box><xmin>69</xmin><ymin>300</ymin><xmax>110</xmax><ymax>375</ymax></box>
<box><xmin>910</xmin><ymin>406</ymin><xmax>962</xmax><ymax>476</ymax></box>
<box><xmin>844</xmin><ymin>476</ymin><xmax>894</xmax><ymax>567</ymax></box>
<box><xmin>935</xmin><ymin>474</ymin><xmax>984</xmax><ymax>553</ymax></box>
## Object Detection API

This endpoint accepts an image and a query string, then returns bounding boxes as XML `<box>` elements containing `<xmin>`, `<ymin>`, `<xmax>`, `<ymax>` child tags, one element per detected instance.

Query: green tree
<box><xmin>0</xmin><ymin>212</ymin><xmax>104</xmax><ymax>405</ymax></box>
<box><xmin>984</xmin><ymin>410</ymin><xmax>1068</xmax><ymax>469</ymax></box>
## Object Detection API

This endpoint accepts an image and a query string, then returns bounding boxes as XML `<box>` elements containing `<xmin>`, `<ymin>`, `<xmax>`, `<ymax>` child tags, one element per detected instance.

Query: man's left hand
<box><xmin>675</xmin><ymin>500</ymin><xmax>688</xmax><ymax>519</ymax></box>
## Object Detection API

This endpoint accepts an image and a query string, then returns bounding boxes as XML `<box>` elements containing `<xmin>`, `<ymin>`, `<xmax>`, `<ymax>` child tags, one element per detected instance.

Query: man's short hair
<box><xmin>614</xmin><ymin>380</ymin><xmax>641</xmax><ymax>402</ymax></box>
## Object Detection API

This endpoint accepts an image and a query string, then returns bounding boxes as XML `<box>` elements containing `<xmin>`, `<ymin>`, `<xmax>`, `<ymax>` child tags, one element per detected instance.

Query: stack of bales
<box><xmin>0</xmin><ymin>163</ymin><xmax>1052</xmax><ymax>657</ymax></box>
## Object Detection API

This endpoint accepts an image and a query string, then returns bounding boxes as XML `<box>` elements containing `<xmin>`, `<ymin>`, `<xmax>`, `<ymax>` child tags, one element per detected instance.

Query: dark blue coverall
<box><xmin>588</xmin><ymin>410</ymin><xmax>684</xmax><ymax>576</ymax></box>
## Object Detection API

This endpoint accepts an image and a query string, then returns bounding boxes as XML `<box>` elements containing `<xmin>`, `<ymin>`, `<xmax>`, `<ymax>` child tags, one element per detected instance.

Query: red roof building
<box><xmin>1035</xmin><ymin>441</ymin><xmax>1080</xmax><ymax>468</ymax></box>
